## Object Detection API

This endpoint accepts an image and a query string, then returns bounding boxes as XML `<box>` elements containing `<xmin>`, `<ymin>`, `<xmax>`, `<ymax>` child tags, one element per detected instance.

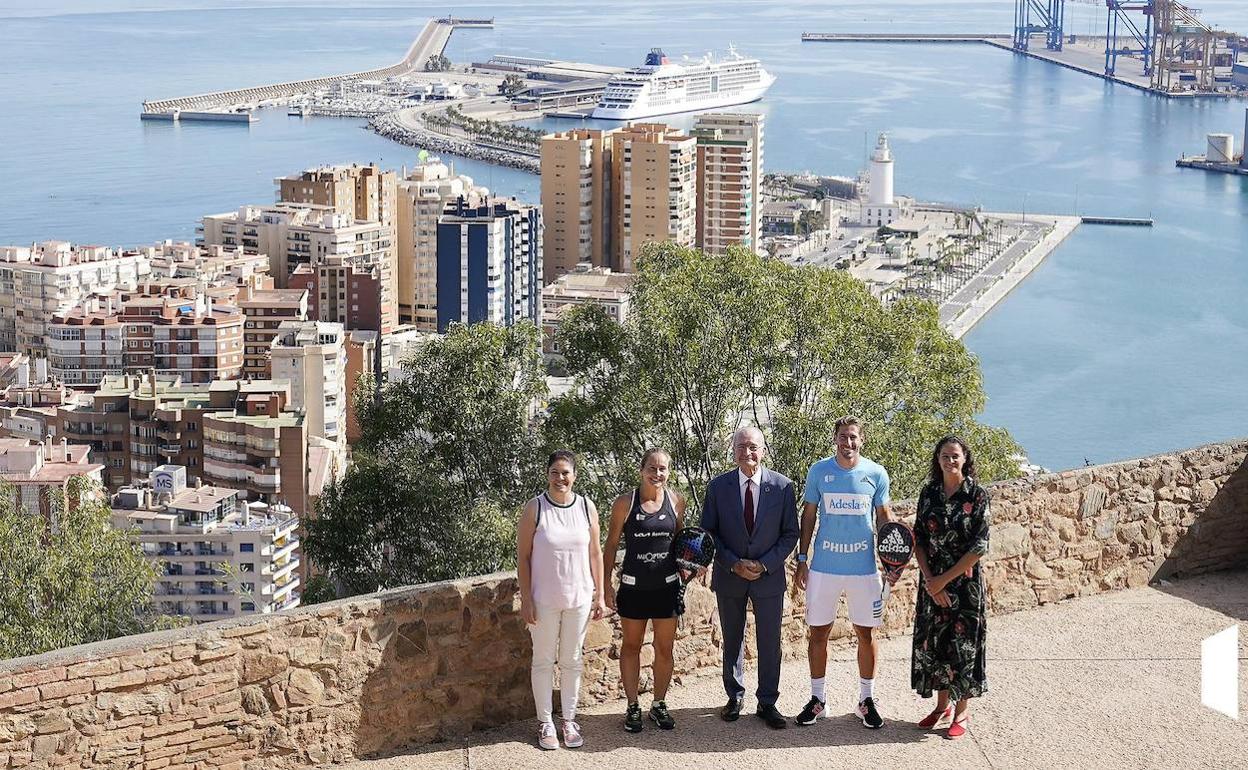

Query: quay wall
<box><xmin>1</xmin><ymin>440</ymin><xmax>1244</xmax><ymax>768</ymax></box>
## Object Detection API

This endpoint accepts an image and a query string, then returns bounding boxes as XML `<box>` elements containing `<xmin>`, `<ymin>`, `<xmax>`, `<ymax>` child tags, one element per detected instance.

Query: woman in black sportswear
<box><xmin>603</xmin><ymin>448</ymin><xmax>686</xmax><ymax>733</ymax></box>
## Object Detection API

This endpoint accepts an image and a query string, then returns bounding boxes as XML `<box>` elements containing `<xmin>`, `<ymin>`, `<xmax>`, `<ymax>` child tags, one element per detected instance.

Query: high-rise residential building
<box><xmin>0</xmin><ymin>436</ymin><xmax>104</xmax><ymax>520</ymax></box>
<box><xmin>344</xmin><ymin>330</ymin><xmax>377</xmax><ymax>446</ymax></box>
<box><xmin>143</xmin><ymin>240</ymin><xmax>271</xmax><ymax>285</ymax></box>
<box><xmin>111</xmin><ymin>466</ymin><xmax>300</xmax><ymax>621</ymax></box>
<box><xmin>692</xmin><ymin>112</ymin><xmax>764</xmax><ymax>255</ymax></box>
<box><xmin>287</xmin><ymin>252</ymin><xmax>394</xmax><ymax>335</ymax></box>
<box><xmin>56</xmin><ymin>374</ymin><xmax>326</xmax><ymax>516</ymax></box>
<box><xmin>46</xmin><ymin>288</ymin><xmax>244</xmax><ymax>386</ymax></box>
<box><xmin>435</xmin><ymin>198</ymin><xmax>542</xmax><ymax>332</ymax></box>
<box><xmin>276</xmin><ymin>164</ymin><xmax>397</xmax><ymax>230</ymax></box>
<box><xmin>270</xmin><ymin>321</ymin><xmax>346</xmax><ymax>446</ymax></box>
<box><xmin>396</xmin><ymin>161</ymin><xmax>488</xmax><ymax>330</ymax></box>
<box><xmin>238</xmin><ymin>283</ymin><xmax>309</xmax><ymax>379</ymax></box>
<box><xmin>201</xmin><ymin>389</ymin><xmax>312</xmax><ymax>517</ymax></box>
<box><xmin>0</xmin><ymin>242</ymin><xmax>151</xmax><ymax>356</ymax></box>
<box><xmin>200</xmin><ymin>204</ymin><xmax>395</xmax><ymax>313</ymax></box>
<box><xmin>540</xmin><ymin>129</ymin><xmax>614</xmax><ymax>280</ymax></box>
<box><xmin>610</xmin><ymin>124</ymin><xmax>697</xmax><ymax>271</ymax></box>
<box><xmin>540</xmin><ymin>265</ymin><xmax>634</xmax><ymax>355</ymax></box>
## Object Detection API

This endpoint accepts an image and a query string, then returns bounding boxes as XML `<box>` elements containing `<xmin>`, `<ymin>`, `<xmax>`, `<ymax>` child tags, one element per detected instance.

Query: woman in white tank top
<box><xmin>517</xmin><ymin>450</ymin><xmax>605</xmax><ymax>750</ymax></box>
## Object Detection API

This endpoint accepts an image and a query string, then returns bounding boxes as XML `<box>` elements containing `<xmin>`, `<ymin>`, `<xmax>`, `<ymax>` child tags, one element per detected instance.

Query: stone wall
<box><xmin>1</xmin><ymin>439</ymin><xmax>1244</xmax><ymax>769</ymax></box>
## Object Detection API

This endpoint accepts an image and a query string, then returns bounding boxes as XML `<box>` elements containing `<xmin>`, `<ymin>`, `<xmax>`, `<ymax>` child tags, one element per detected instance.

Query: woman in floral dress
<box><xmin>911</xmin><ymin>435</ymin><xmax>990</xmax><ymax>739</ymax></box>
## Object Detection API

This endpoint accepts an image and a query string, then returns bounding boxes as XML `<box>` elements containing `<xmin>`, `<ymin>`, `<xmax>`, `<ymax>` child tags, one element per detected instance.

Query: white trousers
<box><xmin>529</xmin><ymin>603</ymin><xmax>592</xmax><ymax>724</ymax></box>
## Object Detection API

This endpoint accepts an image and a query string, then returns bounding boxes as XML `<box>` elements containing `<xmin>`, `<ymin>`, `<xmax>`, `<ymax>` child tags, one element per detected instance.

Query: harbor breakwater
<box><xmin>369</xmin><ymin>111</ymin><xmax>540</xmax><ymax>174</ymax></box>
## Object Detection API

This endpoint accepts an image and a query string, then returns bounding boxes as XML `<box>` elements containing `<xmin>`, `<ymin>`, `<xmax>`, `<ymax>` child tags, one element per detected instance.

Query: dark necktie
<box><xmin>744</xmin><ymin>479</ymin><xmax>755</xmax><ymax>535</ymax></box>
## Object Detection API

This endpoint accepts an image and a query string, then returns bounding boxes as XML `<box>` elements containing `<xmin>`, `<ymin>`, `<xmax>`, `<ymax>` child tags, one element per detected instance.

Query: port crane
<box><xmin>1014</xmin><ymin>0</ymin><xmax>1243</xmax><ymax>92</ymax></box>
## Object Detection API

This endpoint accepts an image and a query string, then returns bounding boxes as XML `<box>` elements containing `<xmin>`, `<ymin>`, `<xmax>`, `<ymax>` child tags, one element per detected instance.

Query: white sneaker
<box><xmin>561</xmin><ymin>719</ymin><xmax>584</xmax><ymax>748</ymax></box>
<box><xmin>538</xmin><ymin>721</ymin><xmax>559</xmax><ymax>750</ymax></box>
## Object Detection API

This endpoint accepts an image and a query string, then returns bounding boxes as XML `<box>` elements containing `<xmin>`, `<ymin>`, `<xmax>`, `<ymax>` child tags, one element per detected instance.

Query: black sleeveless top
<box><xmin>620</xmin><ymin>488</ymin><xmax>678</xmax><ymax>590</ymax></box>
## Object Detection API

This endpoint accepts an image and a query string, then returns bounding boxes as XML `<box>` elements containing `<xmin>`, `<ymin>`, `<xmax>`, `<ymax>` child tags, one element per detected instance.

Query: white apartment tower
<box><xmin>269</xmin><ymin>320</ymin><xmax>347</xmax><ymax>447</ymax></box>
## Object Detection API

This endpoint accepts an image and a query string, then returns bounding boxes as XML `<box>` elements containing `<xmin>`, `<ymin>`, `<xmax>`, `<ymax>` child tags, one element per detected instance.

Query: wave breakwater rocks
<box><xmin>370</xmin><ymin>112</ymin><xmax>540</xmax><ymax>174</ymax></box>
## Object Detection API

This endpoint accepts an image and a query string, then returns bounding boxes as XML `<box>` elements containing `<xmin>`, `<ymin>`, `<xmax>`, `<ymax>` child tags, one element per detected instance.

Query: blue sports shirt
<box><xmin>803</xmin><ymin>456</ymin><xmax>890</xmax><ymax>576</ymax></box>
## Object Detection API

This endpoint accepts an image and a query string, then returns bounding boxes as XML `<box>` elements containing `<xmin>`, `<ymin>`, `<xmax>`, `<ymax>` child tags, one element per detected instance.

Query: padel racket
<box><xmin>671</xmin><ymin>526</ymin><xmax>716</xmax><ymax>584</ymax></box>
<box><xmin>671</xmin><ymin>527</ymin><xmax>716</xmax><ymax>618</ymax></box>
<box><xmin>877</xmin><ymin>520</ymin><xmax>915</xmax><ymax>605</ymax></box>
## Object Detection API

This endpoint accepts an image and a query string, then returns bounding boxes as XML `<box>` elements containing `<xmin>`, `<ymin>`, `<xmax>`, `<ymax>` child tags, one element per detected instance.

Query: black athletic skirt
<box><xmin>616</xmin><ymin>581</ymin><xmax>681</xmax><ymax>620</ymax></box>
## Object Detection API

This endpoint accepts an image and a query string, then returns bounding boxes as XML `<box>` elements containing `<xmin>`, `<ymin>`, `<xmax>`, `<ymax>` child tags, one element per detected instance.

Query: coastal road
<box><xmin>938</xmin><ymin>223</ymin><xmax>1044</xmax><ymax>326</ymax></box>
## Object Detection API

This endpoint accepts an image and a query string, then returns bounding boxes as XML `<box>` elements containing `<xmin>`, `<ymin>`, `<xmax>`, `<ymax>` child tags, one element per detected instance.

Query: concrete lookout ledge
<box><xmin>1</xmin><ymin>440</ymin><xmax>1245</xmax><ymax>768</ymax></box>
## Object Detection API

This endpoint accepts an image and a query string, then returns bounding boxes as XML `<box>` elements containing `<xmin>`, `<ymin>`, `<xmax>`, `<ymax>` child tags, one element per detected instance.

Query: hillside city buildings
<box><xmin>4</xmin><ymin>115</ymin><xmax>770</xmax><ymax>621</ymax></box>
<box><xmin>112</xmin><ymin>466</ymin><xmax>300</xmax><ymax>620</ymax></box>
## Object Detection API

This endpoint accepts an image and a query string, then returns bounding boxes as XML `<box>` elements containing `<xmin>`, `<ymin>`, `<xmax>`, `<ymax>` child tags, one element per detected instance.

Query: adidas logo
<box><xmin>878</xmin><ymin>528</ymin><xmax>910</xmax><ymax>554</ymax></box>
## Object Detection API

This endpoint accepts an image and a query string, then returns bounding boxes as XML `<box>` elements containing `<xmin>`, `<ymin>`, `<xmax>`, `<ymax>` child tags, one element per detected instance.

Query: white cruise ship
<box><xmin>591</xmin><ymin>47</ymin><xmax>775</xmax><ymax>120</ymax></box>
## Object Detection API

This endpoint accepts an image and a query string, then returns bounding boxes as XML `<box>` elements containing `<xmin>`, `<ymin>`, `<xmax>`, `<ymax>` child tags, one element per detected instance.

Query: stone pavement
<box><xmin>338</xmin><ymin>571</ymin><xmax>1247</xmax><ymax>769</ymax></box>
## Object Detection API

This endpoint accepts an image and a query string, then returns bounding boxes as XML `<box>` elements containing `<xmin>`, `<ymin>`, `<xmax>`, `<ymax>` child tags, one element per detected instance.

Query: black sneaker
<box><xmin>649</xmin><ymin>700</ymin><xmax>675</xmax><ymax>730</ymax></box>
<box><xmin>794</xmin><ymin>696</ymin><xmax>826</xmax><ymax>726</ymax></box>
<box><xmin>857</xmin><ymin>697</ymin><xmax>884</xmax><ymax>729</ymax></box>
<box><xmin>624</xmin><ymin>702</ymin><xmax>643</xmax><ymax>733</ymax></box>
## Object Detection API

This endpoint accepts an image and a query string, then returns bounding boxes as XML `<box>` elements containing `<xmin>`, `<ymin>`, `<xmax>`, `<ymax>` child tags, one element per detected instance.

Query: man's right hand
<box><xmin>792</xmin><ymin>562</ymin><xmax>809</xmax><ymax>594</ymax></box>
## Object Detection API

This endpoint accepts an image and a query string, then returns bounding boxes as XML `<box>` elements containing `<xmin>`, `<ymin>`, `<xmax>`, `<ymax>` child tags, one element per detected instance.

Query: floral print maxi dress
<box><xmin>910</xmin><ymin>478</ymin><xmax>991</xmax><ymax>702</ymax></box>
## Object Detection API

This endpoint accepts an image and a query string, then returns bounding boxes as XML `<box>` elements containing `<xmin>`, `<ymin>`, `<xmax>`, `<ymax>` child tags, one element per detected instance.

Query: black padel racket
<box><xmin>877</xmin><ymin>520</ymin><xmax>915</xmax><ymax>604</ymax></box>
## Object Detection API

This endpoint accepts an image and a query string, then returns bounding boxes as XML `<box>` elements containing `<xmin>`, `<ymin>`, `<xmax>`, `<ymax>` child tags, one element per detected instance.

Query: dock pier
<box><xmin>1080</xmin><ymin>216</ymin><xmax>1154</xmax><ymax>226</ymax></box>
<box><xmin>1176</xmin><ymin>157</ymin><xmax>1248</xmax><ymax>177</ymax></box>
<box><xmin>802</xmin><ymin>33</ymin><xmax>1010</xmax><ymax>43</ymax></box>
<box><xmin>141</xmin><ymin>17</ymin><xmax>489</xmax><ymax>121</ymax></box>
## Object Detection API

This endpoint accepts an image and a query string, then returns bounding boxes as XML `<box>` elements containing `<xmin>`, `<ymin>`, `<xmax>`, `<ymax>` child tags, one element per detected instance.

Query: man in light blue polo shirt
<box><xmin>792</xmin><ymin>415</ymin><xmax>896</xmax><ymax>729</ymax></box>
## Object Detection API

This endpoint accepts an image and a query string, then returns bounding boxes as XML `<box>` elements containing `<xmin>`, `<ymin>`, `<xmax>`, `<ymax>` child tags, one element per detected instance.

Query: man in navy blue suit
<box><xmin>700</xmin><ymin>426</ymin><xmax>800</xmax><ymax>729</ymax></box>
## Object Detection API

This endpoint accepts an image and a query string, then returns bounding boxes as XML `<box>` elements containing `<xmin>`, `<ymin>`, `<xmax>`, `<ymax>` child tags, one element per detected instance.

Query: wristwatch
<box><xmin>796</xmin><ymin>554</ymin><xmax>808</xmax><ymax>563</ymax></box>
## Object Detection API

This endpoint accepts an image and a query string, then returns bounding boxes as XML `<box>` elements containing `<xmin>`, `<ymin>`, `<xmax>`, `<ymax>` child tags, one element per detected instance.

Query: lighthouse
<box><xmin>860</xmin><ymin>132</ymin><xmax>908</xmax><ymax>227</ymax></box>
<box><xmin>869</xmin><ymin>133</ymin><xmax>894</xmax><ymax>207</ymax></box>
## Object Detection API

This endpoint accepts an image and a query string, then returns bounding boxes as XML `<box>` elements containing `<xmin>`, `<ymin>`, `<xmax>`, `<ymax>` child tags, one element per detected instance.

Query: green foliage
<box><xmin>797</xmin><ymin>209</ymin><xmax>826</xmax><ymax>236</ymax></box>
<box><xmin>304</xmin><ymin>323</ymin><xmax>546</xmax><ymax>595</ymax></box>
<box><xmin>0</xmin><ymin>479</ymin><xmax>182</xmax><ymax>660</ymax></box>
<box><xmin>313</xmin><ymin>244</ymin><xmax>1020</xmax><ymax>596</ymax></box>
<box><xmin>549</xmin><ymin>242</ymin><xmax>1021</xmax><ymax>508</ymax></box>
<box><xmin>426</xmin><ymin>104</ymin><xmax>543</xmax><ymax>150</ymax></box>
<box><xmin>498</xmin><ymin>73</ymin><xmax>526</xmax><ymax>95</ymax></box>
<box><xmin>299</xmin><ymin>574</ymin><xmax>338</xmax><ymax>606</ymax></box>
<box><xmin>424</xmin><ymin>54</ymin><xmax>451</xmax><ymax>72</ymax></box>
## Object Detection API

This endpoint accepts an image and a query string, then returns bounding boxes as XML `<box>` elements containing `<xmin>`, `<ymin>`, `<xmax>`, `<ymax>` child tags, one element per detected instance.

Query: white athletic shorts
<box><xmin>805</xmin><ymin>570</ymin><xmax>885</xmax><ymax>628</ymax></box>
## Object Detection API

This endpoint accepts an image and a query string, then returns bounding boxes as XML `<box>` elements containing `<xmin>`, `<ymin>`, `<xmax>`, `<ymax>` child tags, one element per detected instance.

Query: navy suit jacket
<box><xmin>700</xmin><ymin>467</ymin><xmax>799</xmax><ymax>598</ymax></box>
